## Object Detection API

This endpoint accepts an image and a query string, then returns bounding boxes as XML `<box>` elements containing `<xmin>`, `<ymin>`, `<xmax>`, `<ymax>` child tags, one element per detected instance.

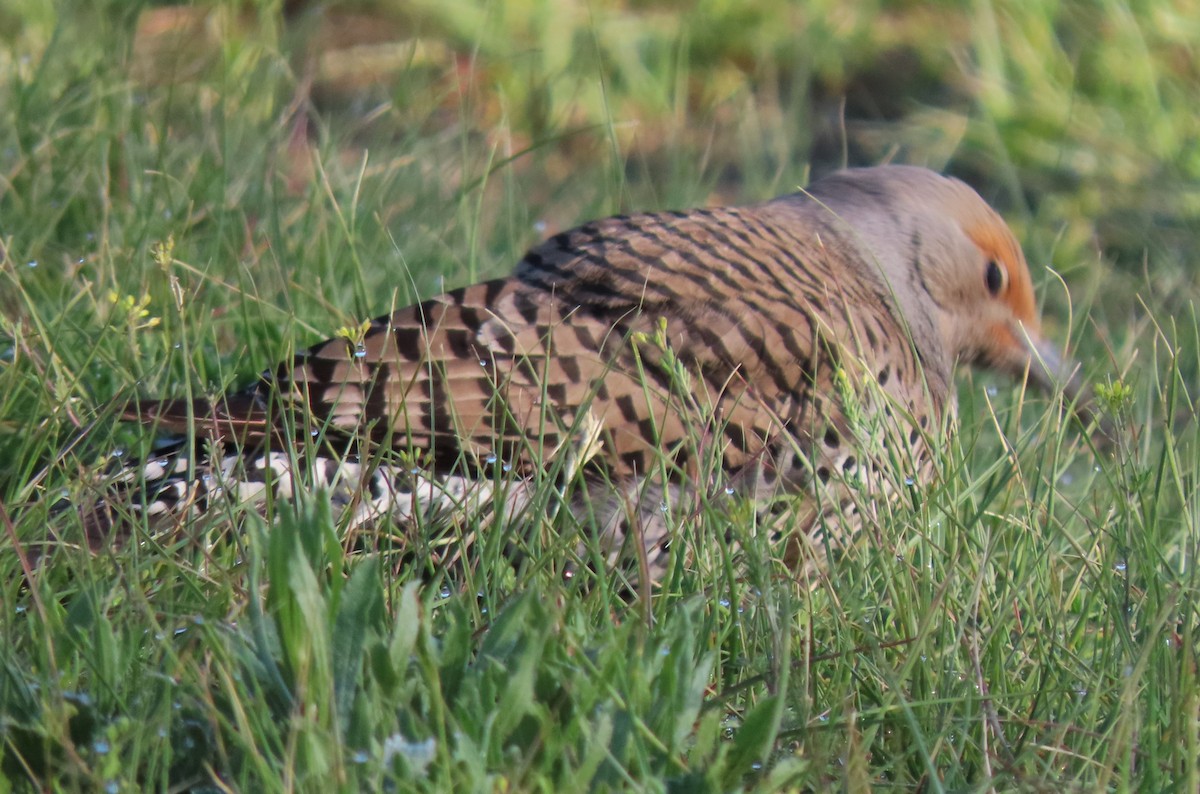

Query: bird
<box><xmin>81</xmin><ymin>164</ymin><xmax>1085</xmax><ymax>581</ymax></box>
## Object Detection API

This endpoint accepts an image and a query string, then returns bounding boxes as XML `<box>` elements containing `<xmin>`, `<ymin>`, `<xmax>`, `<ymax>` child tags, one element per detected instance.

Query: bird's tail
<box><xmin>80</xmin><ymin>437</ymin><xmax>240</xmax><ymax>545</ymax></box>
<box><xmin>77</xmin><ymin>435</ymin><xmax>545</xmax><ymax>554</ymax></box>
<box><xmin>73</xmin><ymin>401</ymin><xmax>709</xmax><ymax>588</ymax></box>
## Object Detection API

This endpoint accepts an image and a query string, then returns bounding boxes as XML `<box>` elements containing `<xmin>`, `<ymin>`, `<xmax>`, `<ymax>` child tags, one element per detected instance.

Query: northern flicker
<box><xmin>84</xmin><ymin>165</ymin><xmax>1085</xmax><ymax>577</ymax></box>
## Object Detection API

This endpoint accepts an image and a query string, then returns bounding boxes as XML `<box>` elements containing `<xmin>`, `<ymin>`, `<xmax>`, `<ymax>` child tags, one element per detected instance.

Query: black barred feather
<box><xmin>75</xmin><ymin>166</ymin><xmax>1081</xmax><ymax>582</ymax></box>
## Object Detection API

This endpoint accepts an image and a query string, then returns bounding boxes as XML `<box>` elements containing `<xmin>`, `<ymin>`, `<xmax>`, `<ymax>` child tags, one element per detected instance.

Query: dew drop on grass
<box><xmin>26</xmin><ymin>260</ymin><xmax>37</xmax><ymax>268</ymax></box>
<box><xmin>1114</xmin><ymin>560</ymin><xmax>1127</xmax><ymax>572</ymax></box>
<box><xmin>382</xmin><ymin>734</ymin><xmax>437</xmax><ymax>775</ymax></box>
<box><xmin>718</xmin><ymin>598</ymin><xmax>731</xmax><ymax>608</ymax></box>
<box><xmin>354</xmin><ymin>344</ymin><xmax>367</xmax><ymax>359</ymax></box>
<box><xmin>439</xmin><ymin>585</ymin><xmax>452</xmax><ymax>599</ymax></box>
<box><xmin>502</xmin><ymin>463</ymin><xmax>512</xmax><ymax>473</ymax></box>
<box><xmin>93</xmin><ymin>740</ymin><xmax>110</xmax><ymax>755</ymax></box>
<box><xmin>14</xmin><ymin>605</ymin><xmax>25</xmax><ymax>615</ymax></box>
<box><xmin>986</xmin><ymin>386</ymin><xmax>999</xmax><ymax>397</ymax></box>
<box><xmin>110</xmin><ymin>448</ymin><xmax>126</xmax><ymax>459</ymax></box>
<box><xmin>724</xmin><ymin>486</ymin><xmax>735</xmax><ymax>495</ymax></box>
<box><xmin>352</xmin><ymin>750</ymin><xmax>369</xmax><ymax>764</ymax></box>
<box><xmin>485</xmin><ymin>453</ymin><xmax>497</xmax><ymax>464</ymax></box>
<box><xmin>104</xmin><ymin>783</ymin><xmax>119</xmax><ymax>794</ymax></box>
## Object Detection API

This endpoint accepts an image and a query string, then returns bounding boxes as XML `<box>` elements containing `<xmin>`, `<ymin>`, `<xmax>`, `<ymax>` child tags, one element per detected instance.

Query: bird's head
<box><xmin>923</xmin><ymin>172</ymin><xmax>1085</xmax><ymax>405</ymax></box>
<box><xmin>811</xmin><ymin>165</ymin><xmax>1087</xmax><ymax>409</ymax></box>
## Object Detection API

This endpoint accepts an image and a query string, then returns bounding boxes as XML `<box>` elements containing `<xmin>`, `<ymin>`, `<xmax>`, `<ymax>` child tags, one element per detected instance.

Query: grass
<box><xmin>2</xmin><ymin>0</ymin><xmax>1199</xmax><ymax>790</ymax></box>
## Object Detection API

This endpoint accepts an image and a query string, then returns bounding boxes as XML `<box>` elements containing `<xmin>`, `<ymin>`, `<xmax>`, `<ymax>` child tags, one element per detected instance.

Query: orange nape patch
<box><xmin>966</xmin><ymin>220</ymin><xmax>1039</xmax><ymax>331</ymax></box>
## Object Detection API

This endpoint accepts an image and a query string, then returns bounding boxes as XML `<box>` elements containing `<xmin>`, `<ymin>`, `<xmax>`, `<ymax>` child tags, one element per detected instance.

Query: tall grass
<box><xmin>2</xmin><ymin>1</ymin><xmax>1198</xmax><ymax>790</ymax></box>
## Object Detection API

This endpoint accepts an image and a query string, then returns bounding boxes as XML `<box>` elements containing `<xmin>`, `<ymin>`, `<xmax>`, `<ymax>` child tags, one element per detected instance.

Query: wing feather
<box><xmin>131</xmin><ymin>204</ymin><xmax>862</xmax><ymax>481</ymax></box>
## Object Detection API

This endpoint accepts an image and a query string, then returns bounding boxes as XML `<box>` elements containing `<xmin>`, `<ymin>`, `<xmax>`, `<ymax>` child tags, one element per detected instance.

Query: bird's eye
<box><xmin>985</xmin><ymin>260</ymin><xmax>1005</xmax><ymax>296</ymax></box>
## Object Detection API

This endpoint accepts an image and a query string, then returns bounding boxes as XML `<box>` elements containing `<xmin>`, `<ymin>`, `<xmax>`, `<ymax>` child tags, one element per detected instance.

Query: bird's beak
<box><xmin>1018</xmin><ymin>325</ymin><xmax>1106</xmax><ymax>433</ymax></box>
<box><xmin>1024</xmin><ymin>332</ymin><xmax>1084</xmax><ymax>403</ymax></box>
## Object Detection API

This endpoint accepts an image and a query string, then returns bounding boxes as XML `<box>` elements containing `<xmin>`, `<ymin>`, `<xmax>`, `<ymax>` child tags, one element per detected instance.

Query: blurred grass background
<box><xmin>1</xmin><ymin>0</ymin><xmax>1198</xmax><ymax>791</ymax></box>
